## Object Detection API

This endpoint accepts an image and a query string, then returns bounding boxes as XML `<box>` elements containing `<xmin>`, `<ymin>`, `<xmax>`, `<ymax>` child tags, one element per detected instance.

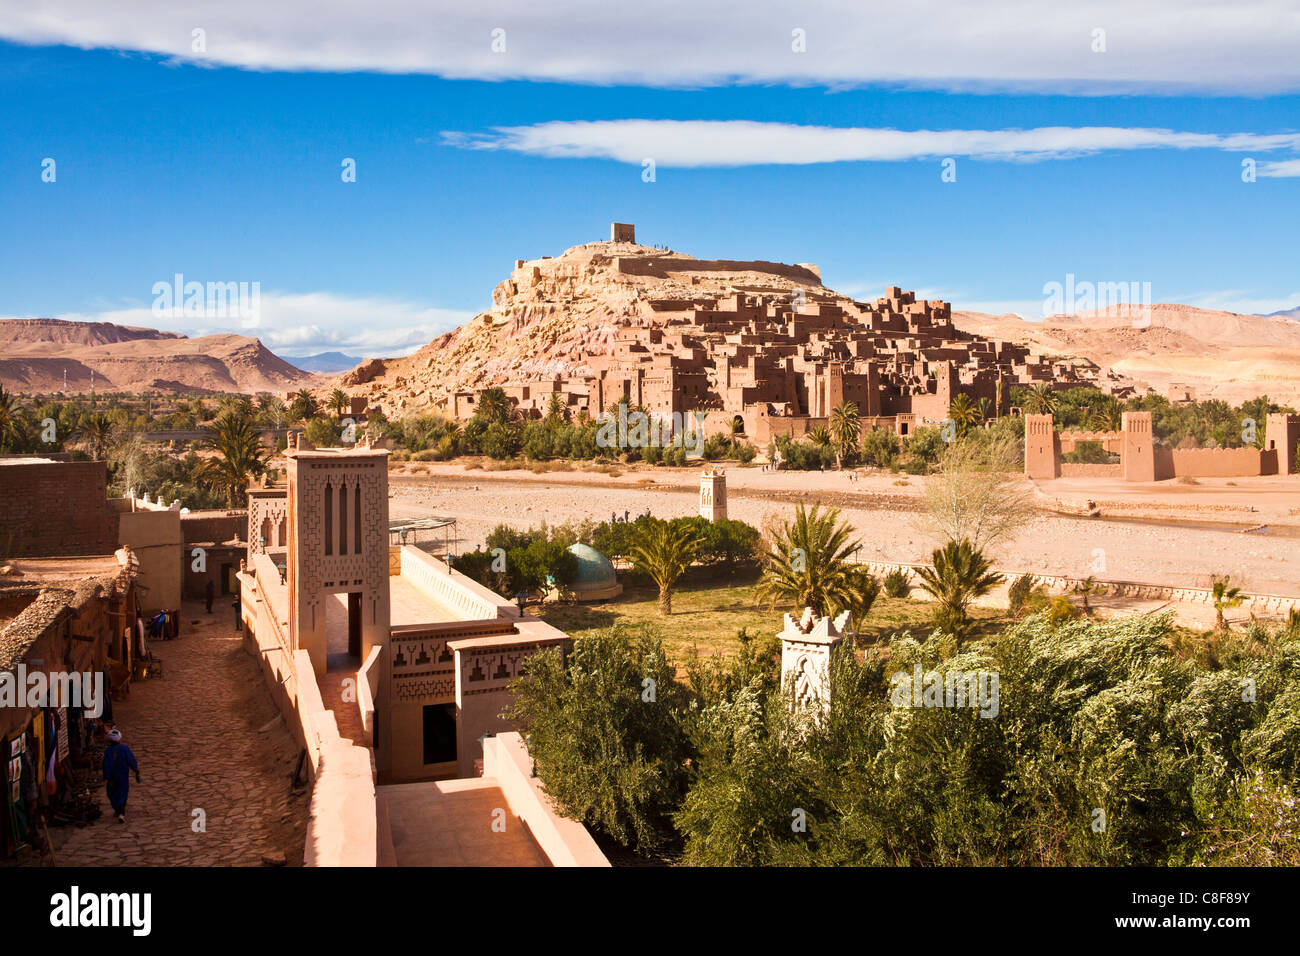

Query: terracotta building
<box><xmin>238</xmin><ymin>434</ymin><xmax>569</xmax><ymax>784</ymax></box>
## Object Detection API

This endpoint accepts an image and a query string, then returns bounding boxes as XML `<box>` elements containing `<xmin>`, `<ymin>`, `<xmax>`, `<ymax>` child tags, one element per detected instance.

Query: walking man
<box><xmin>102</xmin><ymin>728</ymin><xmax>140</xmax><ymax>824</ymax></box>
<box><xmin>204</xmin><ymin>578</ymin><xmax>215</xmax><ymax>614</ymax></box>
<box><xmin>232</xmin><ymin>591</ymin><xmax>242</xmax><ymax>632</ymax></box>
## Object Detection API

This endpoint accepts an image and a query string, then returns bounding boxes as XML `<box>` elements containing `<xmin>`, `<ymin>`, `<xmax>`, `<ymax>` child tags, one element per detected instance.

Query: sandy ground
<box><xmin>387</xmin><ymin>462</ymin><xmax>1300</xmax><ymax>603</ymax></box>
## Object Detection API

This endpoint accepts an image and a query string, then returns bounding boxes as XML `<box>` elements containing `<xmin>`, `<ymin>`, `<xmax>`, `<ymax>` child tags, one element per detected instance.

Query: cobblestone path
<box><xmin>26</xmin><ymin>600</ymin><xmax>310</xmax><ymax>867</ymax></box>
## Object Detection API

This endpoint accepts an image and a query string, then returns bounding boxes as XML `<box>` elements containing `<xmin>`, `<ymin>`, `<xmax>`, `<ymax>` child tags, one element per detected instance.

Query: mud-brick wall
<box><xmin>0</xmin><ymin>461</ymin><xmax>117</xmax><ymax>558</ymax></box>
<box><xmin>1159</xmin><ymin>447</ymin><xmax>1276</xmax><ymax>479</ymax></box>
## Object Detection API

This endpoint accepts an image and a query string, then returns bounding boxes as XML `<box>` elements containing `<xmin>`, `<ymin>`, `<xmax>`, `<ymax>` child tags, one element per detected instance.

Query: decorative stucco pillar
<box><xmin>779</xmin><ymin>607</ymin><xmax>849</xmax><ymax>713</ymax></box>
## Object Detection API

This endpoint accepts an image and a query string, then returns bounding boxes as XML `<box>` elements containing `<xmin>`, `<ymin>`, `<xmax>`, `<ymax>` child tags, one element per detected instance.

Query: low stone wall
<box><xmin>399</xmin><ymin>546</ymin><xmax>518</xmax><ymax>621</ymax></box>
<box><xmin>1059</xmin><ymin>430</ymin><xmax>1123</xmax><ymax>454</ymax></box>
<box><xmin>1162</xmin><ymin>446</ymin><xmax>1278</xmax><ymax>479</ymax></box>
<box><xmin>482</xmin><ymin>732</ymin><xmax>610</xmax><ymax>867</ymax></box>
<box><xmin>357</xmin><ymin>645</ymin><xmax>382</xmax><ymax>743</ymax></box>
<box><xmin>239</xmin><ymin>562</ymin><xmax>379</xmax><ymax>867</ymax></box>
<box><xmin>858</xmin><ymin>560</ymin><xmax>1300</xmax><ymax>619</ymax></box>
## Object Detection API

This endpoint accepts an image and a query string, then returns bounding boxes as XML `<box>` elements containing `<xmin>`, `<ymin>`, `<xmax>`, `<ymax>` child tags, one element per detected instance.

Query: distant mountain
<box><xmin>281</xmin><ymin>351</ymin><xmax>369</xmax><ymax>373</ymax></box>
<box><xmin>953</xmin><ymin>303</ymin><xmax>1300</xmax><ymax>406</ymax></box>
<box><xmin>0</xmin><ymin>318</ymin><xmax>317</xmax><ymax>395</ymax></box>
<box><xmin>1262</xmin><ymin>306</ymin><xmax>1300</xmax><ymax>321</ymax></box>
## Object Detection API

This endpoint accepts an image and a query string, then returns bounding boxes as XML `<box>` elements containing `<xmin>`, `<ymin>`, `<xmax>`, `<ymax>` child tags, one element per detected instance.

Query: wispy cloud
<box><xmin>1174</xmin><ymin>290</ymin><xmax>1300</xmax><ymax>316</ymax></box>
<box><xmin>50</xmin><ymin>291</ymin><xmax>475</xmax><ymax>358</ymax></box>
<box><xmin>444</xmin><ymin>120</ymin><xmax>1300</xmax><ymax>168</ymax></box>
<box><xmin>1258</xmin><ymin>158</ymin><xmax>1300</xmax><ymax>178</ymax></box>
<box><xmin>3</xmin><ymin>1</ymin><xmax>1299</xmax><ymax>94</ymax></box>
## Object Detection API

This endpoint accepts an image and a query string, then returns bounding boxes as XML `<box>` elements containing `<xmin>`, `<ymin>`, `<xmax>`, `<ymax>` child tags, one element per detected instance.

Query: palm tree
<box><xmin>1211</xmin><ymin>574</ymin><xmax>1244</xmax><ymax>632</ymax></box>
<box><xmin>806</xmin><ymin>424</ymin><xmax>831</xmax><ymax>447</ymax></box>
<box><xmin>1024</xmin><ymin>383</ymin><xmax>1059</xmax><ymax>416</ymax></box>
<box><xmin>753</xmin><ymin>504</ymin><xmax>873</xmax><ymax>624</ymax></box>
<box><xmin>328</xmin><ymin>388</ymin><xmax>350</xmax><ymax>419</ymax></box>
<box><xmin>629</xmin><ymin>520</ymin><xmax>701</xmax><ymax>615</ymax></box>
<box><xmin>828</xmin><ymin>401</ymin><xmax>861</xmax><ymax>470</ymax></box>
<box><xmin>727</xmin><ymin>416</ymin><xmax>745</xmax><ymax>450</ymax></box>
<box><xmin>76</xmin><ymin>412</ymin><xmax>118</xmax><ymax>461</ymax></box>
<box><xmin>913</xmin><ymin>538</ymin><xmax>1003</xmax><ymax>642</ymax></box>
<box><xmin>201</xmin><ymin>407</ymin><xmax>269</xmax><ymax>507</ymax></box>
<box><xmin>0</xmin><ymin>384</ymin><xmax>22</xmax><ymax>451</ymax></box>
<box><xmin>1088</xmin><ymin>396</ymin><xmax>1123</xmax><ymax>432</ymax></box>
<box><xmin>1073</xmin><ymin>575</ymin><xmax>1098</xmax><ymax>614</ymax></box>
<box><xmin>975</xmin><ymin>396</ymin><xmax>993</xmax><ymax>424</ymax></box>
<box><xmin>947</xmin><ymin>393</ymin><xmax>979</xmax><ymax>436</ymax></box>
<box><xmin>476</xmin><ymin>387</ymin><xmax>512</xmax><ymax>425</ymax></box>
<box><xmin>545</xmin><ymin>392</ymin><xmax>567</xmax><ymax>427</ymax></box>
<box><xmin>289</xmin><ymin>389</ymin><xmax>319</xmax><ymax>423</ymax></box>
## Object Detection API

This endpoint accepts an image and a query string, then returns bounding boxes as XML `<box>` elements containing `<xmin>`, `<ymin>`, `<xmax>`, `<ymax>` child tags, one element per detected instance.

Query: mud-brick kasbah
<box><xmin>357</xmin><ymin>223</ymin><xmax>1131</xmax><ymax>445</ymax></box>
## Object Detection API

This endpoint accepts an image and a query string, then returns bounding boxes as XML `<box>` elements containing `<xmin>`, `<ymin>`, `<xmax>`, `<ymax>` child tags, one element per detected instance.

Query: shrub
<box><xmin>1007</xmin><ymin>573</ymin><xmax>1036</xmax><ymax>615</ymax></box>
<box><xmin>883</xmin><ymin>569</ymin><xmax>911</xmax><ymax>598</ymax></box>
<box><xmin>505</xmin><ymin>626</ymin><xmax>691</xmax><ymax>854</ymax></box>
<box><xmin>1061</xmin><ymin>440</ymin><xmax>1116</xmax><ymax>465</ymax></box>
<box><xmin>861</xmin><ymin>427</ymin><xmax>899</xmax><ymax>468</ymax></box>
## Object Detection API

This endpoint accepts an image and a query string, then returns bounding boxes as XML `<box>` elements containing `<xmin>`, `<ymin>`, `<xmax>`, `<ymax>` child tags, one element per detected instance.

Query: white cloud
<box><xmin>54</xmin><ymin>290</ymin><xmax>475</xmax><ymax>358</ymax></box>
<box><xmin>1258</xmin><ymin>158</ymin><xmax>1300</xmax><ymax>178</ymax></box>
<box><xmin>444</xmin><ymin>120</ymin><xmax>1300</xmax><ymax>168</ymax></box>
<box><xmin>1175</xmin><ymin>290</ymin><xmax>1300</xmax><ymax>316</ymax></box>
<box><xmin>2</xmin><ymin>1</ymin><xmax>1299</xmax><ymax>94</ymax></box>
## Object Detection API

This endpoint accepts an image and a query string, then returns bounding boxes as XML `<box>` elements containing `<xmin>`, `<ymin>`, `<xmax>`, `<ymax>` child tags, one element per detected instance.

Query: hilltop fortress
<box><xmin>349</xmin><ymin>223</ymin><xmax>1127</xmax><ymax>442</ymax></box>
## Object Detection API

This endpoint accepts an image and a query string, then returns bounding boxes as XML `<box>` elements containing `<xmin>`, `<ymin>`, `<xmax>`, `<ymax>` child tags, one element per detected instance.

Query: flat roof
<box><xmin>2</xmin><ymin>555</ymin><xmax>121</xmax><ymax>585</ymax></box>
<box><xmin>389</xmin><ymin>574</ymin><xmax>462</xmax><ymax>627</ymax></box>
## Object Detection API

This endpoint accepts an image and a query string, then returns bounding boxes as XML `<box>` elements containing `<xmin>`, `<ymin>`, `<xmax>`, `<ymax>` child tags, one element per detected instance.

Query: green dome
<box><xmin>568</xmin><ymin>543</ymin><xmax>618</xmax><ymax>586</ymax></box>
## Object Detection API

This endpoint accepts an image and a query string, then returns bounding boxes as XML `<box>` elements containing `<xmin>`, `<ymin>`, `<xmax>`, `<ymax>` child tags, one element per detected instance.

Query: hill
<box><xmin>0</xmin><ymin>318</ymin><xmax>317</xmax><ymax>395</ymax></box>
<box><xmin>283</xmin><ymin>351</ymin><xmax>370</xmax><ymax>373</ymax></box>
<box><xmin>333</xmin><ymin>232</ymin><xmax>1054</xmax><ymax>420</ymax></box>
<box><xmin>952</xmin><ymin>304</ymin><xmax>1300</xmax><ymax>406</ymax></box>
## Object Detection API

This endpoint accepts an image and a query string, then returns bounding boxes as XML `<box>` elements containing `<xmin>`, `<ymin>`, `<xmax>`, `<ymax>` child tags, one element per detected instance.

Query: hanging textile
<box><xmin>31</xmin><ymin>713</ymin><xmax>45</xmax><ymax>788</ymax></box>
<box><xmin>56</xmin><ymin>707</ymin><xmax>70</xmax><ymax>761</ymax></box>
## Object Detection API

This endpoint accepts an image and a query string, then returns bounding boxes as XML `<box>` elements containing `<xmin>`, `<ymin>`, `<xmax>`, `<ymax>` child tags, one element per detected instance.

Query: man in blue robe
<box><xmin>102</xmin><ymin>728</ymin><xmax>140</xmax><ymax>824</ymax></box>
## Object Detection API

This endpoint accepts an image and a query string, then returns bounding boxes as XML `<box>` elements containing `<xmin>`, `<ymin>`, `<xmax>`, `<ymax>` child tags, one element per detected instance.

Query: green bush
<box><xmin>506</xmin><ymin>626</ymin><xmax>691</xmax><ymax>854</ymax></box>
<box><xmin>523</xmin><ymin>611</ymin><xmax>1300</xmax><ymax>865</ymax></box>
<box><xmin>1007</xmin><ymin>573</ymin><xmax>1036</xmax><ymax>615</ymax></box>
<box><xmin>861</xmin><ymin>427</ymin><xmax>899</xmax><ymax>468</ymax></box>
<box><xmin>883</xmin><ymin>569</ymin><xmax>911</xmax><ymax>598</ymax></box>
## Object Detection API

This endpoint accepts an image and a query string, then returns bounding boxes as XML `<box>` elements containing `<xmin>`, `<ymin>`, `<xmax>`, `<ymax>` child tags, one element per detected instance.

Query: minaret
<box><xmin>699</xmin><ymin>469</ymin><xmax>727</xmax><ymax>522</ymax></box>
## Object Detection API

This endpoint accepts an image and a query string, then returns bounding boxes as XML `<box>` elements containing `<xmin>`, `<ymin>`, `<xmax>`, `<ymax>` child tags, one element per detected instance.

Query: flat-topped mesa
<box><xmin>348</xmin><ymin>222</ymin><xmax>1111</xmax><ymax>437</ymax></box>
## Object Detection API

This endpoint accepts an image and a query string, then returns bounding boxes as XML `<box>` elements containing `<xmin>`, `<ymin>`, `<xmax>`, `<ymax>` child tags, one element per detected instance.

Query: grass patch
<box><xmin>536</xmin><ymin>567</ymin><xmax>1012</xmax><ymax>666</ymax></box>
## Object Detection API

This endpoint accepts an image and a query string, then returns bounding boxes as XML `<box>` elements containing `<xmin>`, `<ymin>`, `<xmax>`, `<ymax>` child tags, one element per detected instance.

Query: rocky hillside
<box><xmin>0</xmin><ymin>318</ymin><xmax>317</xmax><ymax>395</ymax></box>
<box><xmin>328</xmin><ymin>235</ymin><xmax>1300</xmax><ymax>416</ymax></box>
<box><xmin>336</xmin><ymin>238</ymin><xmax>880</xmax><ymax>418</ymax></box>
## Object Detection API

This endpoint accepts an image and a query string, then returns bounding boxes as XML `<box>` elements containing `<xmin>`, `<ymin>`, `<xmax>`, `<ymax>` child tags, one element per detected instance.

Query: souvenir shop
<box><xmin>0</xmin><ymin>566</ymin><xmax>138</xmax><ymax>862</ymax></box>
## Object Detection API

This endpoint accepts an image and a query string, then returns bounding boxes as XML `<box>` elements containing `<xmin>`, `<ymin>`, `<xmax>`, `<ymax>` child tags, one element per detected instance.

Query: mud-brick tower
<box><xmin>284</xmin><ymin>436</ymin><xmax>392</xmax><ymax>678</ymax></box>
<box><xmin>1266</xmin><ymin>413</ymin><xmax>1300</xmax><ymax>474</ymax></box>
<box><xmin>1122</xmin><ymin>411</ymin><xmax>1157</xmax><ymax>482</ymax></box>
<box><xmin>1023</xmin><ymin>414</ymin><xmax>1060</xmax><ymax>479</ymax></box>
<box><xmin>700</xmin><ymin>469</ymin><xmax>727</xmax><ymax>522</ymax></box>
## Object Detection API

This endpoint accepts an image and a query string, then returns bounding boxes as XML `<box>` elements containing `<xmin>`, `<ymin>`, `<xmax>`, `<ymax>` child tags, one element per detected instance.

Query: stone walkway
<box><xmin>24</xmin><ymin>600</ymin><xmax>310</xmax><ymax>867</ymax></box>
<box><xmin>380</xmin><ymin>779</ymin><xmax>548</xmax><ymax>866</ymax></box>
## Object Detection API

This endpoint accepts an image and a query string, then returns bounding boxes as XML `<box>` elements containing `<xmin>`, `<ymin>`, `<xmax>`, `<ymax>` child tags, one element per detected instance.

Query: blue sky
<box><xmin>1</xmin><ymin>3</ymin><xmax>1298</xmax><ymax>357</ymax></box>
